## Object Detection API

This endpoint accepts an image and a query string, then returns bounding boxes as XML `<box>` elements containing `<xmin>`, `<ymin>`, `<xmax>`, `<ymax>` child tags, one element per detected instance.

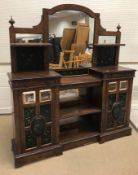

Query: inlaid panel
<box><xmin>40</xmin><ymin>104</ymin><xmax>51</xmax><ymax>122</ymax></box>
<box><xmin>117</xmin><ymin>110</ymin><xmax>125</xmax><ymax>125</ymax></box>
<box><xmin>24</xmin><ymin>107</ymin><xmax>35</xmax><ymax>127</ymax></box>
<box><xmin>112</xmin><ymin>102</ymin><xmax>122</xmax><ymax>120</ymax></box>
<box><xmin>108</xmin><ymin>94</ymin><xmax>116</xmax><ymax>110</ymax></box>
<box><xmin>107</xmin><ymin>109</ymin><xmax>125</xmax><ymax>129</ymax></box>
<box><xmin>119</xmin><ymin>93</ymin><xmax>127</xmax><ymax>107</ymax></box>
<box><xmin>25</xmin><ymin>130</ymin><xmax>37</xmax><ymax>149</ymax></box>
<box><xmin>107</xmin><ymin>112</ymin><xmax>114</xmax><ymax>128</ymax></box>
<box><xmin>41</xmin><ymin>126</ymin><xmax>52</xmax><ymax>145</ymax></box>
<box><xmin>31</xmin><ymin>115</ymin><xmax>46</xmax><ymax>136</ymax></box>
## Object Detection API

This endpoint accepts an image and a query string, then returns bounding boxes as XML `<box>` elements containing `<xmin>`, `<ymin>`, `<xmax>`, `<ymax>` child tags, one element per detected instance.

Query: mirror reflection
<box><xmin>98</xmin><ymin>36</ymin><xmax>116</xmax><ymax>44</ymax></box>
<box><xmin>48</xmin><ymin>10</ymin><xmax>94</xmax><ymax>69</ymax></box>
<box><xmin>16</xmin><ymin>34</ymin><xmax>42</xmax><ymax>43</ymax></box>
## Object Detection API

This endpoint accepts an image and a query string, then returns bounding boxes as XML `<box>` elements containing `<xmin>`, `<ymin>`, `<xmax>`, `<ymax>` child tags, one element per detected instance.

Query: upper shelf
<box><xmin>61</xmin><ymin>104</ymin><xmax>101</xmax><ymax>119</ymax></box>
<box><xmin>93</xmin><ymin>43</ymin><xmax>125</xmax><ymax>47</ymax></box>
<box><xmin>10</xmin><ymin>43</ymin><xmax>52</xmax><ymax>47</ymax></box>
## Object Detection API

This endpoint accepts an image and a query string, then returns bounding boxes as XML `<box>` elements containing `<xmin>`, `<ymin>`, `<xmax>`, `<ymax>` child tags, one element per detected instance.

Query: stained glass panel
<box><xmin>24</xmin><ymin>107</ymin><xmax>35</xmax><ymax>127</ymax></box>
<box><xmin>40</xmin><ymin>104</ymin><xmax>51</xmax><ymax>122</ymax></box>
<box><xmin>25</xmin><ymin>130</ymin><xmax>37</xmax><ymax>149</ymax></box>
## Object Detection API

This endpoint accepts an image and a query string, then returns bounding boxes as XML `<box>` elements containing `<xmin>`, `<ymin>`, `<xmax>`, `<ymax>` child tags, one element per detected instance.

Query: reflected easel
<box><xmin>50</xmin><ymin>23</ymin><xmax>92</xmax><ymax>69</ymax></box>
<box><xmin>49</xmin><ymin>10</ymin><xmax>94</xmax><ymax>69</ymax></box>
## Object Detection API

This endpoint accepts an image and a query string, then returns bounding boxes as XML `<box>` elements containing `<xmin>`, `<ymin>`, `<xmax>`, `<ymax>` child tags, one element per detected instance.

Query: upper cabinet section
<box><xmin>9</xmin><ymin>4</ymin><xmax>125</xmax><ymax>73</ymax></box>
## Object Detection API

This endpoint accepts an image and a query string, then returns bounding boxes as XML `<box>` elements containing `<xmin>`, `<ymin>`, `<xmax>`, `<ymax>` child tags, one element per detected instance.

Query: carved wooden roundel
<box><xmin>31</xmin><ymin>115</ymin><xmax>46</xmax><ymax>136</ymax></box>
<box><xmin>112</xmin><ymin>102</ymin><xmax>122</xmax><ymax>120</ymax></box>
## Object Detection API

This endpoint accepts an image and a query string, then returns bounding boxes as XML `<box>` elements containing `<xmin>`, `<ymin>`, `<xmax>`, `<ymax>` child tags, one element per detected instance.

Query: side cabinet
<box><xmin>90</xmin><ymin>66</ymin><xmax>136</xmax><ymax>143</ymax></box>
<box><xmin>8</xmin><ymin>71</ymin><xmax>62</xmax><ymax>167</ymax></box>
<box><xmin>104</xmin><ymin>79</ymin><xmax>132</xmax><ymax>130</ymax></box>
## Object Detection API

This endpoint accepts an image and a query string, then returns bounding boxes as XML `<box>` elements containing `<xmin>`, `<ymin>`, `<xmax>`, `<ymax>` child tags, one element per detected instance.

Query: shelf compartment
<box><xmin>60</xmin><ymin>104</ymin><xmax>101</xmax><ymax>119</ymax></box>
<box><xmin>60</xmin><ymin>119</ymin><xmax>99</xmax><ymax>150</ymax></box>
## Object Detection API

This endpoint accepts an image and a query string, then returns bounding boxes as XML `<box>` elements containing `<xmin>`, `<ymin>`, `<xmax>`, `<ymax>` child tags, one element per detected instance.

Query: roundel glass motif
<box><xmin>112</xmin><ymin>103</ymin><xmax>122</xmax><ymax>120</ymax></box>
<box><xmin>31</xmin><ymin>115</ymin><xmax>46</xmax><ymax>136</ymax></box>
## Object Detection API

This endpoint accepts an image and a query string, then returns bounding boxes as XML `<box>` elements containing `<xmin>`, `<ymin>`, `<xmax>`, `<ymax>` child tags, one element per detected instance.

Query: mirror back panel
<box><xmin>9</xmin><ymin>4</ymin><xmax>122</xmax><ymax>74</ymax></box>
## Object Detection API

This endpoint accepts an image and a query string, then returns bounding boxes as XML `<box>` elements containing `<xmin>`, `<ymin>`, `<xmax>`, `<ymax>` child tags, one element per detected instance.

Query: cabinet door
<box><xmin>105</xmin><ymin>80</ymin><xmax>129</xmax><ymax>131</ymax></box>
<box><xmin>21</xmin><ymin>89</ymin><xmax>53</xmax><ymax>151</ymax></box>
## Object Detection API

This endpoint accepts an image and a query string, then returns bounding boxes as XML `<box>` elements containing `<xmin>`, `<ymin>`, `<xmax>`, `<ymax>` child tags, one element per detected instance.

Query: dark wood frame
<box><xmin>8</xmin><ymin>4</ymin><xmax>135</xmax><ymax>167</ymax></box>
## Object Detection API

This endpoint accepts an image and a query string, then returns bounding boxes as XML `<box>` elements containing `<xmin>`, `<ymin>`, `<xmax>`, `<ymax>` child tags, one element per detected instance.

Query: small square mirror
<box><xmin>108</xmin><ymin>82</ymin><xmax>117</xmax><ymax>92</ymax></box>
<box><xmin>120</xmin><ymin>81</ymin><xmax>128</xmax><ymax>90</ymax></box>
<box><xmin>22</xmin><ymin>91</ymin><xmax>36</xmax><ymax>104</ymax></box>
<box><xmin>39</xmin><ymin>89</ymin><xmax>52</xmax><ymax>102</ymax></box>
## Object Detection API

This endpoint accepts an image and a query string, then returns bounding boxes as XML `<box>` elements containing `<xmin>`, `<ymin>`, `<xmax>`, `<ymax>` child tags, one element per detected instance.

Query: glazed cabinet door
<box><xmin>16</xmin><ymin>87</ymin><xmax>59</xmax><ymax>152</ymax></box>
<box><xmin>103</xmin><ymin>78</ymin><xmax>133</xmax><ymax>132</ymax></box>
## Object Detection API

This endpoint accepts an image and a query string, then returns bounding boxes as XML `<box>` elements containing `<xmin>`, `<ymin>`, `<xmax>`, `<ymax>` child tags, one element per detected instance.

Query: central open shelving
<box><xmin>58</xmin><ymin>76</ymin><xmax>102</xmax><ymax>150</ymax></box>
<box><xmin>60</xmin><ymin>117</ymin><xmax>100</xmax><ymax>150</ymax></box>
<box><xmin>61</xmin><ymin>104</ymin><xmax>101</xmax><ymax>119</ymax></box>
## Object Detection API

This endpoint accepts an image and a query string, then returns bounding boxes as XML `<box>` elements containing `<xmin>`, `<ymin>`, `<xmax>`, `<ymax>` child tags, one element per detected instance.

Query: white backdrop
<box><xmin>0</xmin><ymin>0</ymin><xmax>138</xmax><ymax>114</ymax></box>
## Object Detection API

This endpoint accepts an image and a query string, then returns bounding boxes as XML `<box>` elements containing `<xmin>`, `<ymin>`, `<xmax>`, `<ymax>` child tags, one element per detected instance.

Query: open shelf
<box><xmin>60</xmin><ymin>118</ymin><xmax>100</xmax><ymax>149</ymax></box>
<box><xmin>61</xmin><ymin>104</ymin><xmax>101</xmax><ymax>119</ymax></box>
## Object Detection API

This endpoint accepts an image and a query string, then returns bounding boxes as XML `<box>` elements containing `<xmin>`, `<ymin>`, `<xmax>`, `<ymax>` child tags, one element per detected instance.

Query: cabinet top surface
<box><xmin>8</xmin><ymin>70</ymin><xmax>61</xmax><ymax>81</ymax></box>
<box><xmin>90</xmin><ymin>66</ymin><xmax>136</xmax><ymax>74</ymax></box>
<box><xmin>60</xmin><ymin>75</ymin><xmax>101</xmax><ymax>88</ymax></box>
<box><xmin>10</xmin><ymin>43</ymin><xmax>51</xmax><ymax>47</ymax></box>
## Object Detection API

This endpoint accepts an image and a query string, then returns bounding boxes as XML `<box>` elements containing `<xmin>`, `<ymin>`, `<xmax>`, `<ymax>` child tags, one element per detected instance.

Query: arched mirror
<box><xmin>48</xmin><ymin>10</ymin><xmax>95</xmax><ymax>70</ymax></box>
<box><xmin>9</xmin><ymin>4</ymin><xmax>121</xmax><ymax>73</ymax></box>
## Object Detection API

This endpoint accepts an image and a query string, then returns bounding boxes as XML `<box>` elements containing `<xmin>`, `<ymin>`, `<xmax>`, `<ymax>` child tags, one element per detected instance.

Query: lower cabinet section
<box><xmin>9</xmin><ymin>68</ymin><xmax>135</xmax><ymax>168</ymax></box>
<box><xmin>99</xmin><ymin>127</ymin><xmax>132</xmax><ymax>143</ymax></box>
<box><xmin>12</xmin><ymin>140</ymin><xmax>63</xmax><ymax>168</ymax></box>
<box><xmin>99</xmin><ymin>79</ymin><xmax>132</xmax><ymax>143</ymax></box>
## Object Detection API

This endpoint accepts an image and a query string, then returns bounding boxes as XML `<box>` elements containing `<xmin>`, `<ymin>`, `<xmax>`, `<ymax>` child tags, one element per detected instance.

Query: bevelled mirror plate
<box><xmin>48</xmin><ymin>10</ymin><xmax>94</xmax><ymax>70</ymax></box>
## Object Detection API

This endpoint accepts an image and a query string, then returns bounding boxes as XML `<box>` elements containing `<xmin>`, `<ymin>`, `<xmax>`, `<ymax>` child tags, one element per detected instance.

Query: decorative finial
<box><xmin>9</xmin><ymin>16</ymin><xmax>15</xmax><ymax>26</ymax></box>
<box><xmin>117</xmin><ymin>24</ymin><xmax>121</xmax><ymax>31</ymax></box>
